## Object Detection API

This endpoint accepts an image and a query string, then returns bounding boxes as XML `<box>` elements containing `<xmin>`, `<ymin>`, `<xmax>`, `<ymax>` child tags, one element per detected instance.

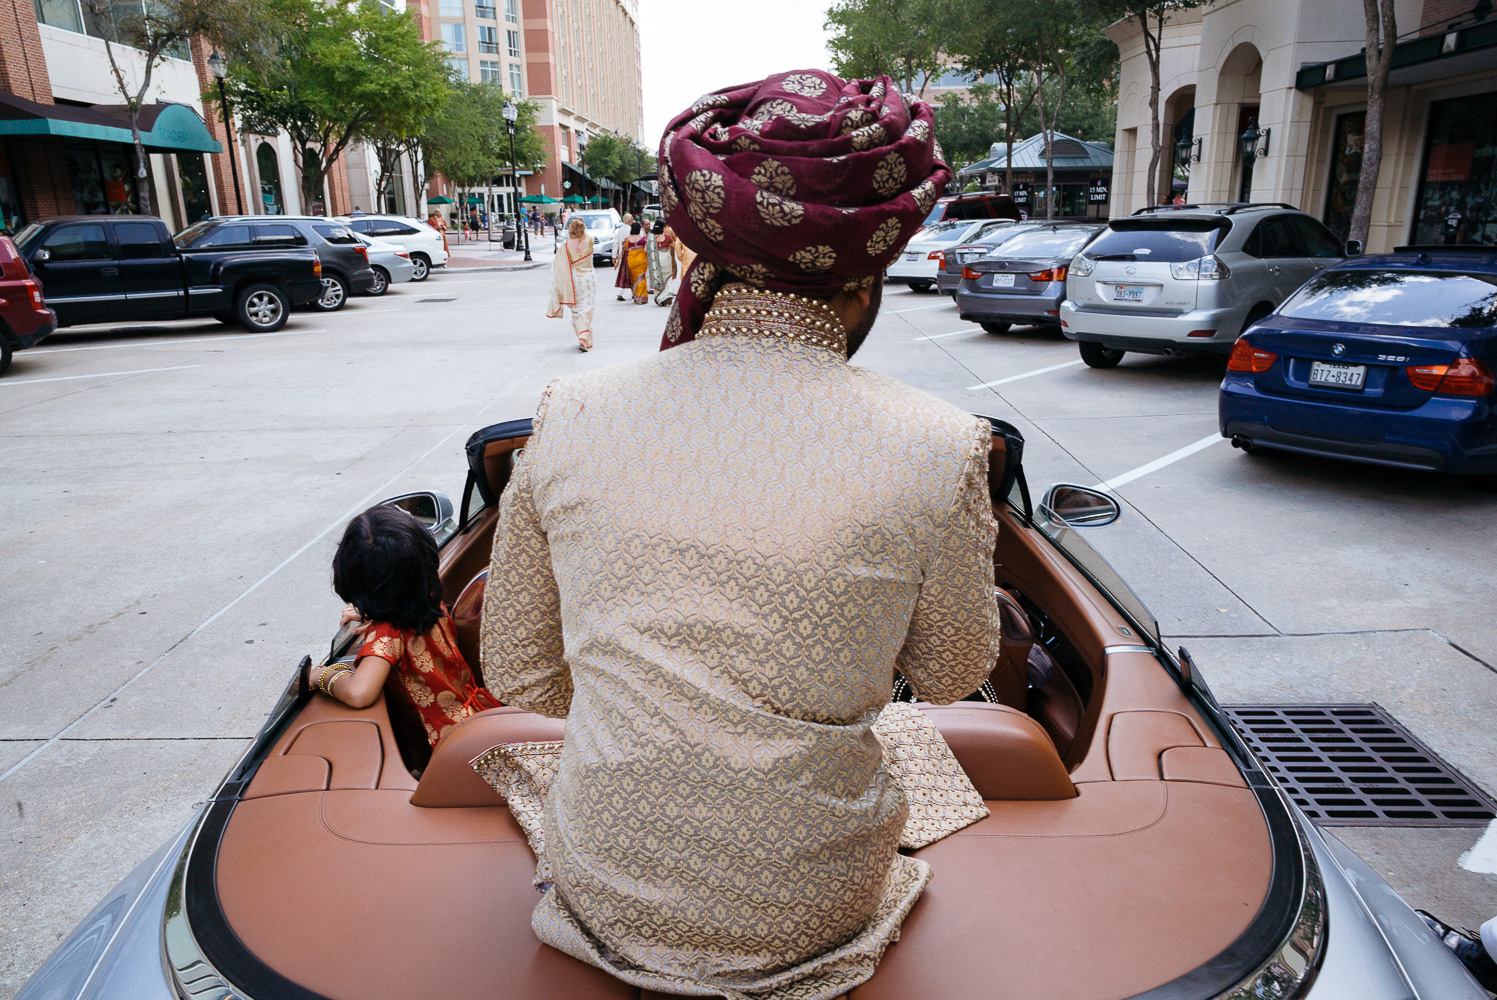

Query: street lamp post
<box><xmin>501</xmin><ymin>101</ymin><xmax>531</xmax><ymax>262</ymax></box>
<box><xmin>206</xmin><ymin>50</ymin><xmax>244</xmax><ymax>215</ymax></box>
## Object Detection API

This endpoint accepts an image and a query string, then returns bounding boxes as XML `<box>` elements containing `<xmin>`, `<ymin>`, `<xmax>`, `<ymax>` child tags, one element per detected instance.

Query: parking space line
<box><xmin>966</xmin><ymin>359</ymin><xmax>1083</xmax><ymax>390</ymax></box>
<box><xmin>912</xmin><ymin>329</ymin><xmax>977</xmax><ymax>342</ymax></box>
<box><xmin>29</xmin><ymin>329</ymin><xmax>326</xmax><ymax>354</ymax></box>
<box><xmin>891</xmin><ymin>303</ymin><xmax>951</xmax><ymax>314</ymax></box>
<box><xmin>1</xmin><ymin>364</ymin><xmax>200</xmax><ymax>386</ymax></box>
<box><xmin>1094</xmin><ymin>433</ymin><xmax>1224</xmax><ymax>491</ymax></box>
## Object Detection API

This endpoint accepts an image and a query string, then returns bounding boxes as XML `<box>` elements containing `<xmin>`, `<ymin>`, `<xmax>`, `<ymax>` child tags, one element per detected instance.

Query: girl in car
<box><xmin>307</xmin><ymin>505</ymin><xmax>499</xmax><ymax>747</ymax></box>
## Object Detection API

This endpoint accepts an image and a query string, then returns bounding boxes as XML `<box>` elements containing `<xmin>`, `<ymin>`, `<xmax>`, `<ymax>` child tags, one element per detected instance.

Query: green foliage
<box><xmin>424</xmin><ymin>82</ymin><xmax>543</xmax><ymax>190</ymax></box>
<box><xmin>579</xmin><ymin>133</ymin><xmax>655</xmax><ymax>210</ymax></box>
<box><xmin>223</xmin><ymin>0</ymin><xmax>450</xmax><ymax>214</ymax></box>
<box><xmin>824</xmin><ymin>0</ymin><xmax>954</xmax><ymax>94</ymax></box>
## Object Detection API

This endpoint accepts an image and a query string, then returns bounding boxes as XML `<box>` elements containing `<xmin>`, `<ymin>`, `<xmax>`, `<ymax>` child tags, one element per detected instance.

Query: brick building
<box><xmin>418</xmin><ymin>0</ymin><xmax>643</xmax><ymax>217</ymax></box>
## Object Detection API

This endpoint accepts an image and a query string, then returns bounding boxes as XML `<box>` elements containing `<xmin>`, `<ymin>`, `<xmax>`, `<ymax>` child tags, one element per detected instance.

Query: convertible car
<box><xmin>16</xmin><ymin>417</ymin><xmax>1485</xmax><ymax>1000</ymax></box>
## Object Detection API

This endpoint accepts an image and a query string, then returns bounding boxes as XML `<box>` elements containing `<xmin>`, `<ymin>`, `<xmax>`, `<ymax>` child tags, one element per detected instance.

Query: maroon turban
<box><xmin>657</xmin><ymin>69</ymin><xmax>951</xmax><ymax>349</ymax></box>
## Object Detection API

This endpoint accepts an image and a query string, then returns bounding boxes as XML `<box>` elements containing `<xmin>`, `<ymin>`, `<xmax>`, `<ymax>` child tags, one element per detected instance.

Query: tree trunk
<box><xmin>1143</xmin><ymin>9</ymin><xmax>1163</xmax><ymax>208</ymax></box>
<box><xmin>1348</xmin><ymin>0</ymin><xmax>1396</xmax><ymax>245</ymax></box>
<box><xmin>129</xmin><ymin>108</ymin><xmax>153</xmax><ymax>215</ymax></box>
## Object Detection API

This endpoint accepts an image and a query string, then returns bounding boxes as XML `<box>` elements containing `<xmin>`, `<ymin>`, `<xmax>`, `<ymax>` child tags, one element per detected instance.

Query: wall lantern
<box><xmin>1239</xmin><ymin>125</ymin><xmax>1270</xmax><ymax>163</ymax></box>
<box><xmin>1175</xmin><ymin>135</ymin><xmax>1202</xmax><ymax>168</ymax></box>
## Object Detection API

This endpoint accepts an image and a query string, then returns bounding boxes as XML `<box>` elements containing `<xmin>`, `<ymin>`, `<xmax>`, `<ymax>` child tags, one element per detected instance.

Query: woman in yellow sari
<box><xmin>547</xmin><ymin>217</ymin><xmax>595</xmax><ymax>351</ymax></box>
<box><xmin>612</xmin><ymin>221</ymin><xmax>649</xmax><ymax>304</ymax></box>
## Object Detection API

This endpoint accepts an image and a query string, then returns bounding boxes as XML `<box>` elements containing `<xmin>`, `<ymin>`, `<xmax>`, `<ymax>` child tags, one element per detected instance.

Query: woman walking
<box><xmin>613</xmin><ymin>221</ymin><xmax>649</xmax><ymax>304</ymax></box>
<box><xmin>547</xmin><ymin>217</ymin><xmax>596</xmax><ymax>351</ymax></box>
<box><xmin>645</xmin><ymin>219</ymin><xmax>678</xmax><ymax>307</ymax></box>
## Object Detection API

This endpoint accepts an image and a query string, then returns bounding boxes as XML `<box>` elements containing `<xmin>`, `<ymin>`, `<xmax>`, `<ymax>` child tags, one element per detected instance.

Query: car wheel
<box><xmin>236</xmin><ymin>283</ymin><xmax>288</xmax><ymax>332</ymax></box>
<box><xmin>0</xmin><ymin>343</ymin><xmax>11</xmax><ymax>376</ymax></box>
<box><xmin>410</xmin><ymin>254</ymin><xmax>430</xmax><ymax>281</ymax></box>
<box><xmin>314</xmin><ymin>274</ymin><xmax>348</xmax><ymax>311</ymax></box>
<box><xmin>981</xmin><ymin>321</ymin><xmax>1010</xmax><ymax>335</ymax></box>
<box><xmin>1079</xmin><ymin>341</ymin><xmax>1125</xmax><ymax>369</ymax></box>
<box><xmin>367</xmin><ymin>267</ymin><xmax>389</xmax><ymax>296</ymax></box>
<box><xmin>910</xmin><ymin>280</ymin><xmax>933</xmax><ymax>293</ymax></box>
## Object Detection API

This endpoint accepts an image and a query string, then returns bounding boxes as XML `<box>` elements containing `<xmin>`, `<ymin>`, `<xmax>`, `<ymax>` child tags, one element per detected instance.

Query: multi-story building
<box><xmin>415</xmin><ymin>0</ymin><xmax>643</xmax><ymax>217</ymax></box>
<box><xmin>1106</xmin><ymin>0</ymin><xmax>1497</xmax><ymax>251</ymax></box>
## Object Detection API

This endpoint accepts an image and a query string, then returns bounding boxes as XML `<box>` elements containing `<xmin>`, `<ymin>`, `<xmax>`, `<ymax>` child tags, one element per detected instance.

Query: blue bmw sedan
<box><xmin>1220</xmin><ymin>247</ymin><xmax>1497</xmax><ymax>476</ymax></box>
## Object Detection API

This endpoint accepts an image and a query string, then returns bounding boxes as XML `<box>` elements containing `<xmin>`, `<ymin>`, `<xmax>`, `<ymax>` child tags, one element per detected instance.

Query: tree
<box><xmin>224</xmin><ymin>0</ymin><xmax>449</xmax><ymax>215</ymax></box>
<box><xmin>580</xmin><ymin>134</ymin><xmax>654</xmax><ymax>211</ymax></box>
<box><xmin>932</xmin><ymin>83</ymin><xmax>1014</xmax><ymax>171</ymax></box>
<box><xmin>947</xmin><ymin>6</ymin><xmax>1039</xmax><ymax>196</ymax></box>
<box><xmin>825</xmin><ymin>0</ymin><xmax>955</xmax><ymax>97</ymax></box>
<box><xmin>1349</xmin><ymin>0</ymin><xmax>1397</xmax><ymax>245</ymax></box>
<box><xmin>1092</xmin><ymin>1</ymin><xmax>1208</xmax><ymax>207</ymax></box>
<box><xmin>85</xmin><ymin>0</ymin><xmax>259</xmax><ymax>215</ymax></box>
<box><xmin>424</xmin><ymin>82</ymin><xmax>543</xmax><ymax>217</ymax></box>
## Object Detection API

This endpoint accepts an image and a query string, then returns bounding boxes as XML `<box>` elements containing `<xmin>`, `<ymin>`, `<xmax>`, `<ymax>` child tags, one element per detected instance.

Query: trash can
<box><xmin>501</xmin><ymin>224</ymin><xmax>516</xmax><ymax>250</ymax></box>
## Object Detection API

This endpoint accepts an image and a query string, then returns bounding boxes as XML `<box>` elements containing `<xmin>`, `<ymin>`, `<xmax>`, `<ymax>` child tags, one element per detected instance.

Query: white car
<box><xmin>337</xmin><ymin>215</ymin><xmax>448</xmax><ymax>281</ymax></box>
<box><xmin>355</xmin><ymin>234</ymin><xmax>415</xmax><ymax>296</ymax></box>
<box><xmin>568</xmin><ymin>209</ymin><xmax>623</xmax><ymax>266</ymax></box>
<box><xmin>887</xmin><ymin>218</ymin><xmax>1020</xmax><ymax>292</ymax></box>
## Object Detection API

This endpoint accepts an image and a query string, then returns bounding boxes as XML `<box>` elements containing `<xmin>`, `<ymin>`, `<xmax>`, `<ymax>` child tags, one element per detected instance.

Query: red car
<box><xmin>0</xmin><ymin>234</ymin><xmax>55</xmax><ymax>375</ymax></box>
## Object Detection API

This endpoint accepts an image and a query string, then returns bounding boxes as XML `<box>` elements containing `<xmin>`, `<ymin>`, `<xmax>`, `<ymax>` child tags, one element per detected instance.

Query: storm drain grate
<box><xmin>416</xmin><ymin>297</ymin><xmax>456</xmax><ymax>303</ymax></box>
<box><xmin>1223</xmin><ymin>704</ymin><xmax>1496</xmax><ymax>827</ymax></box>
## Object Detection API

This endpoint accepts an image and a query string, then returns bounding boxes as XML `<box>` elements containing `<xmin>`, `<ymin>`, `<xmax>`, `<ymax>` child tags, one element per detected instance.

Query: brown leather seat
<box><xmin>412</xmin><ymin>707</ymin><xmax>565</xmax><ymax>807</ymax></box>
<box><xmin>451</xmin><ymin>569</ymin><xmax>488</xmax><ymax>680</ymax></box>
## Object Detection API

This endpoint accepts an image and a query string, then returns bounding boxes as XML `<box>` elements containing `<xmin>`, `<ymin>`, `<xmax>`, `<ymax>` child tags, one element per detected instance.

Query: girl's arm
<box><xmin>310</xmin><ymin>655</ymin><xmax>393</xmax><ymax>710</ymax></box>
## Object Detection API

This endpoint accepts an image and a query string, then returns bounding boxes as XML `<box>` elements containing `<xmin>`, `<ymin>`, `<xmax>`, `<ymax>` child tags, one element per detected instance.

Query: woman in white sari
<box><xmin>547</xmin><ymin>217</ymin><xmax>596</xmax><ymax>351</ymax></box>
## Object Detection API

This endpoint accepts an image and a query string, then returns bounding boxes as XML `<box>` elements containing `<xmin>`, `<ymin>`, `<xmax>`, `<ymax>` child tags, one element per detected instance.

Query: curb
<box><xmin>441</xmin><ymin>262</ymin><xmax>549</xmax><ymax>273</ymax></box>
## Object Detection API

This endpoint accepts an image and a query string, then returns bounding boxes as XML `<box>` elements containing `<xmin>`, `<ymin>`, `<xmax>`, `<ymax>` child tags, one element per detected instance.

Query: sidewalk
<box><xmin>443</xmin><ymin>232</ymin><xmax>556</xmax><ymax>272</ymax></box>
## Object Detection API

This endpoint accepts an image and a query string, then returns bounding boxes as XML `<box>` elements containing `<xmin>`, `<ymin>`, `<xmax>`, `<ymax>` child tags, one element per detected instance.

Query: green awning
<box><xmin>561</xmin><ymin>194</ymin><xmax>585</xmax><ymax>203</ymax></box>
<box><xmin>0</xmin><ymin>93</ymin><xmax>221</xmax><ymax>153</ymax></box>
<box><xmin>586</xmin><ymin>195</ymin><xmax>606</xmax><ymax>204</ymax></box>
<box><xmin>427</xmin><ymin>195</ymin><xmax>454</xmax><ymax>204</ymax></box>
<box><xmin>519</xmin><ymin>194</ymin><xmax>560</xmax><ymax>204</ymax></box>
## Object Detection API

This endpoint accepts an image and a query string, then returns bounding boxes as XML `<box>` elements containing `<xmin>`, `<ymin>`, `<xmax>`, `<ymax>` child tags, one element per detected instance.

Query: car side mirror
<box><xmin>379</xmin><ymin>491</ymin><xmax>457</xmax><ymax>545</ymax></box>
<box><xmin>34</xmin><ymin>248</ymin><xmax>50</xmax><ymax>262</ymax></box>
<box><xmin>1040</xmin><ymin>484</ymin><xmax>1120</xmax><ymax>528</ymax></box>
<box><xmin>1344</xmin><ymin>239</ymin><xmax>1363</xmax><ymax>256</ymax></box>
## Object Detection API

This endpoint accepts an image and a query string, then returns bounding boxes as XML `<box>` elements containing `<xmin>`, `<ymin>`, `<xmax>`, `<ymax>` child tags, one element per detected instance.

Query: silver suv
<box><xmin>1060</xmin><ymin>203</ymin><xmax>1349</xmax><ymax>368</ymax></box>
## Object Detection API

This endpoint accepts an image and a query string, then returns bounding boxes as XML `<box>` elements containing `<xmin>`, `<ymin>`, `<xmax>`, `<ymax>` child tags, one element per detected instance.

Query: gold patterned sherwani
<box><xmin>480</xmin><ymin>283</ymin><xmax>1002</xmax><ymax>999</ymax></box>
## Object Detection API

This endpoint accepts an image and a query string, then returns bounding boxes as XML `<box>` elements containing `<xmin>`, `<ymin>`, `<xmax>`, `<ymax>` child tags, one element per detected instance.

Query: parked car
<box><xmin>569</xmin><ymin>209</ymin><xmax>623</xmax><ymax>266</ymax></box>
<box><xmin>921</xmin><ymin>191</ymin><xmax>1024</xmax><ymax>226</ymax></box>
<box><xmin>175</xmin><ymin>216</ymin><xmax>377</xmax><ymax>312</ymax></box>
<box><xmin>936</xmin><ymin>223</ymin><xmax>1044</xmax><ymax>297</ymax></box>
<box><xmin>337</xmin><ymin>214</ymin><xmax>447</xmax><ymax>280</ymax></box>
<box><xmin>888</xmin><ymin>218</ymin><xmax>1017</xmax><ymax>292</ymax></box>
<box><xmin>14</xmin><ymin>215</ymin><xmax>322</xmax><ymax>333</ymax></box>
<box><xmin>0</xmin><ymin>234</ymin><xmax>55</xmax><ymax>375</ymax></box>
<box><xmin>355</xmin><ymin>234</ymin><xmax>415</xmax><ymax>296</ymax></box>
<box><xmin>957</xmin><ymin>223</ymin><xmax>1104</xmax><ymax>333</ymax></box>
<box><xmin>15</xmin><ymin>416</ymin><xmax>1486</xmax><ymax>1000</ymax></box>
<box><xmin>1220</xmin><ymin>245</ymin><xmax>1497</xmax><ymax>476</ymax></box>
<box><xmin>1061</xmin><ymin>203</ymin><xmax>1347</xmax><ymax>369</ymax></box>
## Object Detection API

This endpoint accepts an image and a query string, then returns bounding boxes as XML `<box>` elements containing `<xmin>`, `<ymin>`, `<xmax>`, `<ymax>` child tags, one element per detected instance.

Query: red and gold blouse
<box><xmin>358</xmin><ymin>610</ymin><xmax>499</xmax><ymax>747</ymax></box>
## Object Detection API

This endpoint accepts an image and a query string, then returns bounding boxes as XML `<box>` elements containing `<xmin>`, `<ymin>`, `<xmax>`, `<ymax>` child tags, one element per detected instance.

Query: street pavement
<box><xmin>2</xmin><ymin>259</ymin><xmax>1495</xmax><ymax>996</ymax></box>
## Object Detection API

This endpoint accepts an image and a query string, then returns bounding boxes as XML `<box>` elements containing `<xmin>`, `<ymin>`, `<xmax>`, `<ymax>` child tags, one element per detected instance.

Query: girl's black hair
<box><xmin>630</xmin><ymin>221</ymin><xmax>642</xmax><ymax>235</ymax></box>
<box><xmin>332</xmin><ymin>505</ymin><xmax>444</xmax><ymax>634</ymax></box>
<box><xmin>651</xmin><ymin>219</ymin><xmax>665</xmax><ymax>235</ymax></box>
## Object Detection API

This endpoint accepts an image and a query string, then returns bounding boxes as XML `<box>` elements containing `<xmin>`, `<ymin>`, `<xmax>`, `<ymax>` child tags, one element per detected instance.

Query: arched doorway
<box><xmin>1216</xmin><ymin>44</ymin><xmax>1262</xmax><ymax>202</ymax></box>
<box><xmin>1163</xmin><ymin>86</ymin><xmax>1196</xmax><ymax>203</ymax></box>
<box><xmin>257</xmin><ymin>143</ymin><xmax>284</xmax><ymax>215</ymax></box>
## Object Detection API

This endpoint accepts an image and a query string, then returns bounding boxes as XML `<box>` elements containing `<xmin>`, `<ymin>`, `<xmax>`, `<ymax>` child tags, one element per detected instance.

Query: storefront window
<box><xmin>0</xmin><ymin>143</ymin><xmax>23</xmax><ymax>232</ymax></box>
<box><xmin>176</xmin><ymin>153</ymin><xmax>211</xmax><ymax>223</ymax></box>
<box><xmin>257</xmin><ymin>142</ymin><xmax>284</xmax><ymax>215</ymax></box>
<box><xmin>1322</xmin><ymin>111</ymin><xmax>1364</xmax><ymax>240</ymax></box>
<box><xmin>1412</xmin><ymin>91</ymin><xmax>1497</xmax><ymax>246</ymax></box>
<box><xmin>65</xmin><ymin>139</ymin><xmax>139</xmax><ymax>215</ymax></box>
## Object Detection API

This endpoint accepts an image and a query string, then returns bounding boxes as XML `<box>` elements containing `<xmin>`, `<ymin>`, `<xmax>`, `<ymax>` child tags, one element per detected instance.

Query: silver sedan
<box><xmin>357</xmin><ymin>234</ymin><xmax>415</xmax><ymax>296</ymax></box>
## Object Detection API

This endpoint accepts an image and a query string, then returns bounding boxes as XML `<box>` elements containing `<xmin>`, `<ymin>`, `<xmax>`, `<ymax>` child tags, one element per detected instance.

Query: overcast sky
<box><xmin>638</xmin><ymin>0</ymin><xmax>833</xmax><ymax>149</ymax></box>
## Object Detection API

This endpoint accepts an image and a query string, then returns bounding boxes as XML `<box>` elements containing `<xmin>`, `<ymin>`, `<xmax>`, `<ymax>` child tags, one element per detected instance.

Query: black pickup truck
<box><xmin>13</xmin><ymin>216</ymin><xmax>322</xmax><ymax>333</ymax></box>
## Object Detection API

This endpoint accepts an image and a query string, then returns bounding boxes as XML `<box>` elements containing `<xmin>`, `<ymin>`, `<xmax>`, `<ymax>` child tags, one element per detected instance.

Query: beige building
<box><xmin>417</xmin><ymin>0</ymin><xmax>643</xmax><ymax>215</ymax></box>
<box><xmin>1107</xmin><ymin>0</ymin><xmax>1497</xmax><ymax>251</ymax></box>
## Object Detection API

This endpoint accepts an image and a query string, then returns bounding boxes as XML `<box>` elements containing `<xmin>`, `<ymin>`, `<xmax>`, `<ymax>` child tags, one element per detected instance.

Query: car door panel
<box><xmin>31</xmin><ymin>223</ymin><xmax>119</xmax><ymax>326</ymax></box>
<box><xmin>115</xmin><ymin>221</ymin><xmax>183</xmax><ymax>319</ymax></box>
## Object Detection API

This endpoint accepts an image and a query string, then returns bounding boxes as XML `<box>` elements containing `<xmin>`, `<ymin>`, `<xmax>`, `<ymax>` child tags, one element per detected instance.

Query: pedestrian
<box><xmin>645</xmin><ymin>219</ymin><xmax>677</xmax><ymax>306</ymax></box>
<box><xmin>469</xmin><ymin>206</ymin><xmax>481</xmax><ymax>239</ymax></box>
<box><xmin>618</xmin><ymin>220</ymin><xmax>648</xmax><ymax>304</ymax></box>
<box><xmin>547</xmin><ymin>216</ymin><xmax>596</xmax><ymax>352</ymax></box>
<box><xmin>308</xmin><ymin>505</ymin><xmax>499</xmax><ymax>749</ymax></box>
<box><xmin>611</xmin><ymin>212</ymin><xmax>634</xmax><ymax>300</ymax></box>
<box><xmin>426</xmin><ymin>206</ymin><xmax>450</xmax><ymax>255</ymax></box>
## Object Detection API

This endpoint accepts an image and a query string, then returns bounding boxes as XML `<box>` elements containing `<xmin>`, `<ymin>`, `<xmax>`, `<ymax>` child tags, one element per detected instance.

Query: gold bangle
<box><xmin>326</xmin><ymin>666</ymin><xmax>351</xmax><ymax>695</ymax></box>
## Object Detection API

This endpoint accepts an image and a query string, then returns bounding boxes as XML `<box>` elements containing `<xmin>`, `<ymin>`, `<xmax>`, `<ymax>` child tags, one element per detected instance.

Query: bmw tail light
<box><xmin>962</xmin><ymin>266</ymin><xmax>980</xmax><ymax>280</ymax></box>
<box><xmin>23</xmin><ymin>279</ymin><xmax>43</xmax><ymax>310</ymax></box>
<box><xmin>1227</xmin><ymin>337</ymin><xmax>1277</xmax><ymax>373</ymax></box>
<box><xmin>1406</xmin><ymin>357</ymin><xmax>1496</xmax><ymax>396</ymax></box>
<box><xmin>1029</xmin><ymin>265</ymin><xmax>1068</xmax><ymax>283</ymax></box>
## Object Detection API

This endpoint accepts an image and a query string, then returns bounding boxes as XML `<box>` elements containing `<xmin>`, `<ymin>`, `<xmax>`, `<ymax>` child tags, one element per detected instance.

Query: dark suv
<box><xmin>173</xmin><ymin>216</ymin><xmax>377</xmax><ymax>311</ymax></box>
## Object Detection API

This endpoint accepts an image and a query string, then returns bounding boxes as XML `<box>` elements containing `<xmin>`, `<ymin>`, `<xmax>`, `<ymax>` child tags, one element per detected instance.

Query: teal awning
<box><xmin>0</xmin><ymin>93</ymin><xmax>221</xmax><ymax>153</ymax></box>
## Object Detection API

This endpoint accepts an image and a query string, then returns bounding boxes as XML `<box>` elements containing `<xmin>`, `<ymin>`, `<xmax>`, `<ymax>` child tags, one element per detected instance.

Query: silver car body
<box><xmin>887</xmin><ymin>219</ymin><xmax>1017</xmax><ymax>287</ymax></box>
<box><xmin>337</xmin><ymin>214</ymin><xmax>450</xmax><ymax>275</ymax></box>
<box><xmin>957</xmin><ymin>224</ymin><xmax>1104</xmax><ymax>329</ymax></box>
<box><xmin>358</xmin><ymin>234</ymin><xmax>415</xmax><ymax>291</ymax></box>
<box><xmin>936</xmin><ymin>223</ymin><xmax>1046</xmax><ymax>296</ymax></box>
<box><xmin>1061</xmin><ymin>205</ymin><xmax>1346</xmax><ymax>356</ymax></box>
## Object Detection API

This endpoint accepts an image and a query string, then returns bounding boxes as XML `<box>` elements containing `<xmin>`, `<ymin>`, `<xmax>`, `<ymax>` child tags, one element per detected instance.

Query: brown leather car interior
<box><xmin>213</xmin><ymin>429</ymin><xmax>1275</xmax><ymax>999</ymax></box>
